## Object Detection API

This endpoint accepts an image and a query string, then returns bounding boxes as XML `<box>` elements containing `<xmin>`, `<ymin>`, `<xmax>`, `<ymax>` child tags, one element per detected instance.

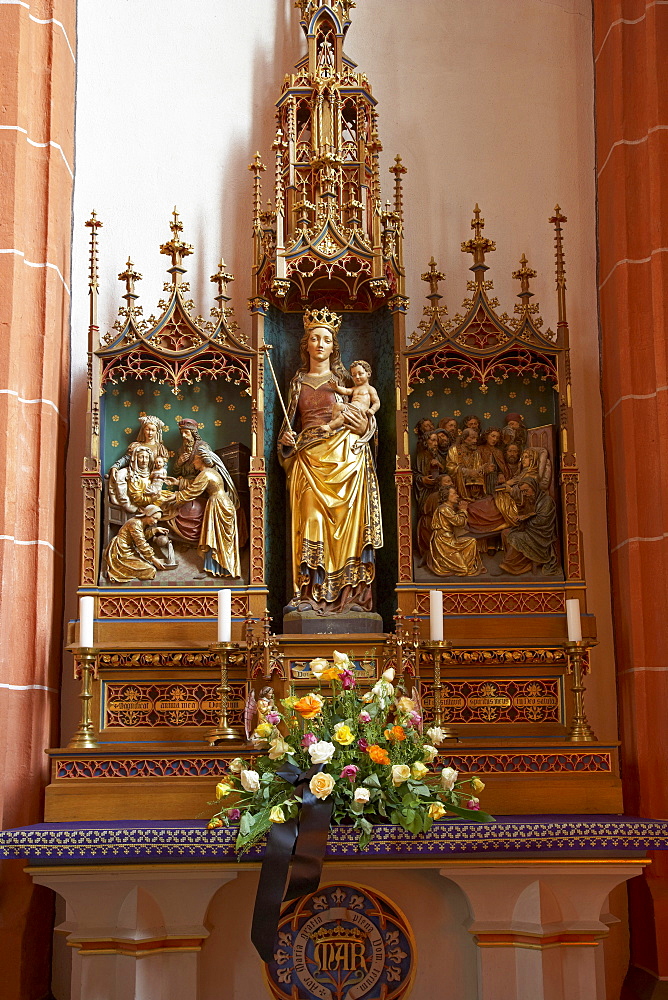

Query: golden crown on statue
<box><xmin>310</xmin><ymin>922</ymin><xmax>366</xmax><ymax>945</ymax></box>
<box><xmin>303</xmin><ymin>306</ymin><xmax>343</xmax><ymax>335</ymax></box>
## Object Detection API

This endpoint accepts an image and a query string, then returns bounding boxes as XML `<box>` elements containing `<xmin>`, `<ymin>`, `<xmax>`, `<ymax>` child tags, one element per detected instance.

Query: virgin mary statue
<box><xmin>278</xmin><ymin>308</ymin><xmax>383</xmax><ymax>613</ymax></box>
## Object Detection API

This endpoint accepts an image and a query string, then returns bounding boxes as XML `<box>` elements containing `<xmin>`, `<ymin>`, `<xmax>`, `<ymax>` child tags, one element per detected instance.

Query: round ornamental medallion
<box><xmin>264</xmin><ymin>882</ymin><xmax>416</xmax><ymax>1000</ymax></box>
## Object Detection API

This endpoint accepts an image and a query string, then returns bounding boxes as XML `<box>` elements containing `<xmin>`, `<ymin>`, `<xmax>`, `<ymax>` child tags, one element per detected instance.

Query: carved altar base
<box><xmin>3</xmin><ymin>817</ymin><xmax>667</xmax><ymax>1000</ymax></box>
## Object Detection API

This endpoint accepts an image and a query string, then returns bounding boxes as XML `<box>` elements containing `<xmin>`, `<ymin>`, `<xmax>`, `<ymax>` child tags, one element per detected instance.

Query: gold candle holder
<box><xmin>207</xmin><ymin>641</ymin><xmax>243</xmax><ymax>744</ymax></box>
<box><xmin>564</xmin><ymin>639</ymin><xmax>598</xmax><ymax>743</ymax></box>
<box><xmin>67</xmin><ymin>647</ymin><xmax>99</xmax><ymax>749</ymax></box>
<box><xmin>420</xmin><ymin>639</ymin><xmax>456</xmax><ymax>739</ymax></box>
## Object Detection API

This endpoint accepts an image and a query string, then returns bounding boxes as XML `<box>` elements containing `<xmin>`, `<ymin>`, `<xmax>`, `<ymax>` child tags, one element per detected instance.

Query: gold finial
<box><xmin>421</xmin><ymin>257</ymin><xmax>446</xmax><ymax>297</ymax></box>
<box><xmin>249</xmin><ymin>152</ymin><xmax>266</xmax><ymax>224</ymax></box>
<box><xmin>85</xmin><ymin>210</ymin><xmax>103</xmax><ymax>297</ymax></box>
<box><xmin>549</xmin><ymin>204</ymin><xmax>568</xmax><ymax>325</ymax></box>
<box><xmin>211</xmin><ymin>257</ymin><xmax>234</xmax><ymax>301</ymax></box>
<box><xmin>159</xmin><ymin>208</ymin><xmax>193</xmax><ymax>282</ymax></box>
<box><xmin>390</xmin><ymin>154</ymin><xmax>407</xmax><ymax>219</ymax></box>
<box><xmin>118</xmin><ymin>257</ymin><xmax>142</xmax><ymax>299</ymax></box>
<box><xmin>512</xmin><ymin>253</ymin><xmax>537</xmax><ymax>294</ymax></box>
<box><xmin>461</xmin><ymin>203</ymin><xmax>496</xmax><ymax>285</ymax></box>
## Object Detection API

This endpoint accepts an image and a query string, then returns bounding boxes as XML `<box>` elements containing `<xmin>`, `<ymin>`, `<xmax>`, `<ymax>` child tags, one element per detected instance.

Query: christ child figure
<box><xmin>146</xmin><ymin>454</ymin><xmax>170</xmax><ymax>497</ymax></box>
<box><xmin>325</xmin><ymin>360</ymin><xmax>380</xmax><ymax>432</ymax></box>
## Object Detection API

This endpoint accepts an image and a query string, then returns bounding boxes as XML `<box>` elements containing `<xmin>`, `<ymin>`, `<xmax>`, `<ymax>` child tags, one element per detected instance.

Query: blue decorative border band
<box><xmin>1</xmin><ymin>817</ymin><xmax>667</xmax><ymax>866</ymax></box>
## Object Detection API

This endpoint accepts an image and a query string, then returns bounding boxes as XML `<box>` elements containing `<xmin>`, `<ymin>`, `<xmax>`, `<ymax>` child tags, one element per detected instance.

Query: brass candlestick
<box><xmin>207</xmin><ymin>641</ymin><xmax>243</xmax><ymax>743</ymax></box>
<box><xmin>564</xmin><ymin>639</ymin><xmax>598</xmax><ymax>743</ymax></box>
<box><xmin>67</xmin><ymin>647</ymin><xmax>99</xmax><ymax>749</ymax></box>
<box><xmin>420</xmin><ymin>639</ymin><xmax>456</xmax><ymax>739</ymax></box>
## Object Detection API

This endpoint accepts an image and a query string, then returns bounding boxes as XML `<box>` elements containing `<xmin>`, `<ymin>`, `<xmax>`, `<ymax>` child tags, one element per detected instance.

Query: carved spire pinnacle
<box><xmin>421</xmin><ymin>257</ymin><xmax>446</xmax><ymax>298</ymax></box>
<box><xmin>549</xmin><ymin>204</ymin><xmax>568</xmax><ymax>326</ymax></box>
<box><xmin>249</xmin><ymin>152</ymin><xmax>266</xmax><ymax>227</ymax></box>
<box><xmin>461</xmin><ymin>204</ymin><xmax>496</xmax><ymax>286</ymax></box>
<box><xmin>390</xmin><ymin>154</ymin><xmax>407</xmax><ymax>220</ymax></box>
<box><xmin>85</xmin><ymin>210</ymin><xmax>103</xmax><ymax>330</ymax></box>
<box><xmin>118</xmin><ymin>257</ymin><xmax>142</xmax><ymax>306</ymax></box>
<box><xmin>210</xmin><ymin>258</ymin><xmax>234</xmax><ymax>303</ymax></box>
<box><xmin>159</xmin><ymin>208</ymin><xmax>193</xmax><ymax>284</ymax></box>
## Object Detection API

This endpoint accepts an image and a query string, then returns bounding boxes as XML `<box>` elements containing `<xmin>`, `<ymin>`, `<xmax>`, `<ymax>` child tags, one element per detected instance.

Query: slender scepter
<box><xmin>259</xmin><ymin>343</ymin><xmax>292</xmax><ymax>432</ymax></box>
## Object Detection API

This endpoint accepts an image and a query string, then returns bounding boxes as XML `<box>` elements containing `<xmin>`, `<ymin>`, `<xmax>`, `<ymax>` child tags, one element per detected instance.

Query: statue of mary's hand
<box><xmin>280</xmin><ymin>428</ymin><xmax>296</xmax><ymax>447</ymax></box>
<box><xmin>343</xmin><ymin>406</ymin><xmax>368</xmax><ymax>436</ymax></box>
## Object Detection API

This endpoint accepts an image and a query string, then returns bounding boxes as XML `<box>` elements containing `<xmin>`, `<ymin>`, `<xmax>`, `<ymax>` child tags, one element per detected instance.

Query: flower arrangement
<box><xmin>208</xmin><ymin>650</ymin><xmax>493</xmax><ymax>851</ymax></box>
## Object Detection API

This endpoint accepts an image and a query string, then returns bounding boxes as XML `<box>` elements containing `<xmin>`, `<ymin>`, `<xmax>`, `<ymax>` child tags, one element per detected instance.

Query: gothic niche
<box><xmin>92</xmin><ymin>211</ymin><xmax>254</xmax><ymax>587</ymax></box>
<box><xmin>407</xmin><ymin>207</ymin><xmax>573</xmax><ymax>584</ymax></box>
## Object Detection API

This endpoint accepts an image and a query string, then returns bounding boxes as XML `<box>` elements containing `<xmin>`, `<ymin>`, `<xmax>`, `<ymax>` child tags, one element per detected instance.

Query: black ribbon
<box><xmin>251</xmin><ymin>760</ymin><xmax>334</xmax><ymax>962</ymax></box>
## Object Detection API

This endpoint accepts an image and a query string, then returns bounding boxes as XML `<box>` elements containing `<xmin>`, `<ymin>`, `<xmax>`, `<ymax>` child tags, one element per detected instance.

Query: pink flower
<box><xmin>340</xmin><ymin>764</ymin><xmax>359</xmax><ymax>783</ymax></box>
<box><xmin>357</xmin><ymin>737</ymin><xmax>369</xmax><ymax>751</ymax></box>
<box><xmin>358</xmin><ymin>711</ymin><xmax>371</xmax><ymax>724</ymax></box>
<box><xmin>406</xmin><ymin>711</ymin><xmax>422</xmax><ymax>727</ymax></box>
<box><xmin>340</xmin><ymin>669</ymin><xmax>355</xmax><ymax>690</ymax></box>
<box><xmin>301</xmin><ymin>733</ymin><xmax>317</xmax><ymax>748</ymax></box>
<box><xmin>467</xmin><ymin>798</ymin><xmax>481</xmax><ymax>810</ymax></box>
<box><xmin>266</xmin><ymin>711</ymin><xmax>280</xmax><ymax>724</ymax></box>
<box><xmin>227</xmin><ymin>808</ymin><xmax>241</xmax><ymax>821</ymax></box>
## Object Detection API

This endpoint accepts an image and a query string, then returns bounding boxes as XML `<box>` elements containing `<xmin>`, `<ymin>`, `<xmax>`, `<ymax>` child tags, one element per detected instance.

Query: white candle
<box><xmin>429</xmin><ymin>590</ymin><xmax>444</xmax><ymax>642</ymax></box>
<box><xmin>79</xmin><ymin>595</ymin><xmax>95</xmax><ymax>648</ymax></box>
<box><xmin>566</xmin><ymin>598</ymin><xmax>582</xmax><ymax>643</ymax></box>
<box><xmin>218</xmin><ymin>589</ymin><xmax>232</xmax><ymax>643</ymax></box>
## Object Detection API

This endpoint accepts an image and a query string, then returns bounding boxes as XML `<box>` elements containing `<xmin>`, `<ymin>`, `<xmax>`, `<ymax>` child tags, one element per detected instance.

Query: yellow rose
<box><xmin>309</xmin><ymin>657</ymin><xmax>329</xmax><ymax>679</ymax></box>
<box><xmin>269</xmin><ymin>806</ymin><xmax>286</xmax><ymax>824</ymax></box>
<box><xmin>428</xmin><ymin>802</ymin><xmax>447</xmax><ymax>820</ymax></box>
<box><xmin>309</xmin><ymin>772</ymin><xmax>335</xmax><ymax>800</ymax></box>
<box><xmin>334</xmin><ymin>725</ymin><xmax>355</xmax><ymax>746</ymax></box>
<box><xmin>397</xmin><ymin>696</ymin><xmax>416</xmax><ymax>714</ymax></box>
<box><xmin>255</xmin><ymin>722</ymin><xmax>273</xmax><ymax>739</ymax></box>
<box><xmin>471</xmin><ymin>777</ymin><xmax>485</xmax><ymax>793</ymax></box>
<box><xmin>321</xmin><ymin>665</ymin><xmax>344</xmax><ymax>682</ymax></box>
<box><xmin>391</xmin><ymin>764</ymin><xmax>411</xmax><ymax>787</ymax></box>
<box><xmin>215</xmin><ymin>782</ymin><xmax>233</xmax><ymax>800</ymax></box>
<box><xmin>282</xmin><ymin>695</ymin><xmax>299</xmax><ymax>709</ymax></box>
<box><xmin>268</xmin><ymin>737</ymin><xmax>292</xmax><ymax>760</ymax></box>
<box><xmin>411</xmin><ymin>761</ymin><xmax>428</xmax><ymax>780</ymax></box>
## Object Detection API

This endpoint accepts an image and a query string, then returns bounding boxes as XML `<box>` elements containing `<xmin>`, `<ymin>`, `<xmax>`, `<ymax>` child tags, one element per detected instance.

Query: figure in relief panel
<box><xmin>278</xmin><ymin>311</ymin><xmax>383</xmax><ymax>613</ymax></box>
<box><xmin>107</xmin><ymin>415</ymin><xmax>169</xmax><ymax>512</ymax></box>
<box><xmin>479</xmin><ymin>427</ymin><xmax>509</xmax><ymax>495</ymax></box>
<box><xmin>438</xmin><ymin>417</ymin><xmax>460</xmax><ymax>447</ymax></box>
<box><xmin>446</xmin><ymin>428</ymin><xmax>485</xmax><ymax>499</ymax></box>
<box><xmin>326</xmin><ymin>360</ymin><xmax>380</xmax><ymax>433</ymax></box>
<box><xmin>103</xmin><ymin>505</ymin><xmax>174</xmax><ymax>583</ymax></box>
<box><xmin>161</xmin><ymin>449</ymin><xmax>240</xmax><ymax>579</ymax></box>
<box><xmin>499</xmin><ymin>478</ymin><xmax>558</xmax><ymax>575</ymax></box>
<box><xmin>501</xmin><ymin>411</ymin><xmax>528</xmax><ymax>450</ymax></box>
<box><xmin>426</xmin><ymin>486</ymin><xmax>485</xmax><ymax>577</ymax></box>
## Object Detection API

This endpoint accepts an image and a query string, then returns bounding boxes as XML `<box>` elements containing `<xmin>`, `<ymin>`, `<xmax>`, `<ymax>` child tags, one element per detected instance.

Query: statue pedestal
<box><xmin>282</xmin><ymin>609</ymin><xmax>384</xmax><ymax>634</ymax></box>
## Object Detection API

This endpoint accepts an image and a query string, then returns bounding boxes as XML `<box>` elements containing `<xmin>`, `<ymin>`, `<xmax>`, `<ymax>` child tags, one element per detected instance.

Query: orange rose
<box><xmin>320</xmin><ymin>666</ymin><xmax>343</xmax><ymax>682</ymax></box>
<box><xmin>293</xmin><ymin>694</ymin><xmax>324</xmax><ymax>719</ymax></box>
<box><xmin>384</xmin><ymin>725</ymin><xmax>406</xmax><ymax>742</ymax></box>
<box><xmin>367</xmin><ymin>744</ymin><xmax>391</xmax><ymax>765</ymax></box>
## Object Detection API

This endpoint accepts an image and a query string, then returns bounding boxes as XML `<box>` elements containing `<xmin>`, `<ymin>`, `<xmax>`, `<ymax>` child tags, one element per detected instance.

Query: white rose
<box><xmin>309</xmin><ymin>657</ymin><xmax>329</xmax><ymax>679</ymax></box>
<box><xmin>391</xmin><ymin>764</ymin><xmax>411</xmax><ymax>787</ymax></box>
<box><xmin>229</xmin><ymin>757</ymin><xmax>245</xmax><ymax>773</ymax></box>
<box><xmin>333</xmin><ymin>650</ymin><xmax>351</xmax><ymax>666</ymax></box>
<box><xmin>422</xmin><ymin>744</ymin><xmax>438</xmax><ymax>764</ymax></box>
<box><xmin>268</xmin><ymin>737</ymin><xmax>291</xmax><ymax>760</ymax></box>
<box><xmin>440</xmin><ymin>766</ymin><xmax>459</xmax><ymax>791</ymax></box>
<box><xmin>333</xmin><ymin>721</ymin><xmax>345</xmax><ymax>732</ymax></box>
<box><xmin>354</xmin><ymin>787</ymin><xmax>370</xmax><ymax>803</ymax></box>
<box><xmin>240</xmin><ymin>769</ymin><xmax>260</xmax><ymax>792</ymax></box>
<box><xmin>426</xmin><ymin>726</ymin><xmax>446</xmax><ymax>745</ymax></box>
<box><xmin>308</xmin><ymin>740</ymin><xmax>336</xmax><ymax>764</ymax></box>
<box><xmin>382</xmin><ymin>668</ymin><xmax>395</xmax><ymax>683</ymax></box>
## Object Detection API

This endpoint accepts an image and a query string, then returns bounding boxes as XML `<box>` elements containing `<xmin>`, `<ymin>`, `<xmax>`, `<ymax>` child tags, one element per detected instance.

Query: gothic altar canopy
<box><xmin>15</xmin><ymin>5</ymin><xmax>664</xmax><ymax>999</ymax></box>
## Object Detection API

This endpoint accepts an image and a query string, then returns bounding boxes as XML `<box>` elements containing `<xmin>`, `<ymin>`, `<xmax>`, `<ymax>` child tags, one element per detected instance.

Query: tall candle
<box><xmin>79</xmin><ymin>596</ymin><xmax>95</xmax><ymax>648</ymax></box>
<box><xmin>218</xmin><ymin>589</ymin><xmax>232</xmax><ymax>643</ymax></box>
<box><xmin>565</xmin><ymin>598</ymin><xmax>582</xmax><ymax>643</ymax></box>
<box><xmin>429</xmin><ymin>590</ymin><xmax>444</xmax><ymax>642</ymax></box>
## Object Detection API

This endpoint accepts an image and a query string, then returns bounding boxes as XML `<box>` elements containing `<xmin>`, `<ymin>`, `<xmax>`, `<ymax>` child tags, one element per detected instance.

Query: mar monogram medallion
<box><xmin>264</xmin><ymin>883</ymin><xmax>416</xmax><ymax>1000</ymax></box>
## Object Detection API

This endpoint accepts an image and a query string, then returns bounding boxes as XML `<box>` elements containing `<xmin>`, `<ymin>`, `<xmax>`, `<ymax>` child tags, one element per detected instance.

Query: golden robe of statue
<box><xmin>278</xmin><ymin>321</ymin><xmax>383</xmax><ymax>612</ymax></box>
<box><xmin>426</xmin><ymin>499</ymin><xmax>484</xmax><ymax>577</ymax></box>
<box><xmin>104</xmin><ymin>513</ymin><xmax>160</xmax><ymax>583</ymax></box>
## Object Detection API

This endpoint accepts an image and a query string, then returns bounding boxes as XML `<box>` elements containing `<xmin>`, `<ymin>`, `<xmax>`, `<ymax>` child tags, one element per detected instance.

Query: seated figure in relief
<box><xmin>426</xmin><ymin>486</ymin><xmax>485</xmax><ymax>577</ymax></box>
<box><xmin>466</xmin><ymin>446</ymin><xmax>552</xmax><ymax>536</ymax></box>
<box><xmin>499</xmin><ymin>478</ymin><xmax>559</xmax><ymax>576</ymax></box>
<box><xmin>446</xmin><ymin>427</ymin><xmax>485</xmax><ymax>499</ymax></box>
<box><xmin>107</xmin><ymin>415</ymin><xmax>169</xmax><ymax>512</ymax></box>
<box><xmin>103</xmin><ymin>505</ymin><xmax>176</xmax><ymax>583</ymax></box>
<box><xmin>326</xmin><ymin>360</ymin><xmax>380</xmax><ymax>432</ymax></box>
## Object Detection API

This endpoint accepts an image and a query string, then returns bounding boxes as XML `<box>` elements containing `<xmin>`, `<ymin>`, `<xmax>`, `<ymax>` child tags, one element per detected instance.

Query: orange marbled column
<box><xmin>0</xmin><ymin>2</ymin><xmax>75</xmax><ymax>997</ymax></box>
<box><xmin>594</xmin><ymin>0</ymin><xmax>668</xmax><ymax>989</ymax></box>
